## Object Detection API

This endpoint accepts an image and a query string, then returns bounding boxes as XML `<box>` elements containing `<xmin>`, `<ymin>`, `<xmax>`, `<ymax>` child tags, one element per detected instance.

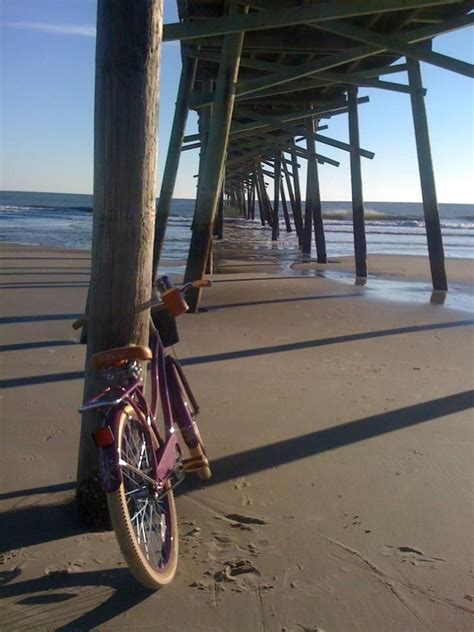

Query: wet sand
<box><xmin>1</xmin><ymin>243</ymin><xmax>473</xmax><ymax>631</ymax></box>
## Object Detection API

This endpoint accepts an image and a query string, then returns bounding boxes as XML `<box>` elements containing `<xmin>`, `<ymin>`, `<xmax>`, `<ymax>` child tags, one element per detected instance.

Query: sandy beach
<box><xmin>1</xmin><ymin>243</ymin><xmax>473</xmax><ymax>631</ymax></box>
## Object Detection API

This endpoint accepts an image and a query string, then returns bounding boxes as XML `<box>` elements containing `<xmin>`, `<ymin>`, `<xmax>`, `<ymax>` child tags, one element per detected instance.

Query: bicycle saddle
<box><xmin>92</xmin><ymin>344</ymin><xmax>153</xmax><ymax>370</ymax></box>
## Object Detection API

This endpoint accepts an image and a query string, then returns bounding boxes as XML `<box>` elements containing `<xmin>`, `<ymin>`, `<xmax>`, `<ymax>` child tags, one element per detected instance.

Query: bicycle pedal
<box><xmin>182</xmin><ymin>455</ymin><xmax>209</xmax><ymax>472</ymax></box>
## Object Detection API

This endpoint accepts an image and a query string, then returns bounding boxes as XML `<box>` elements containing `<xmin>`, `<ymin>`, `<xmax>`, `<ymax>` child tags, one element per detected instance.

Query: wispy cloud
<box><xmin>4</xmin><ymin>21</ymin><xmax>96</xmax><ymax>37</ymax></box>
<box><xmin>3</xmin><ymin>21</ymin><xmax>179</xmax><ymax>45</ymax></box>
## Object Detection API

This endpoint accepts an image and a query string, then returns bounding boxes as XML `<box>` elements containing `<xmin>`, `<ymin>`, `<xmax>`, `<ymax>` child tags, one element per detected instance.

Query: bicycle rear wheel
<box><xmin>107</xmin><ymin>407</ymin><xmax>178</xmax><ymax>589</ymax></box>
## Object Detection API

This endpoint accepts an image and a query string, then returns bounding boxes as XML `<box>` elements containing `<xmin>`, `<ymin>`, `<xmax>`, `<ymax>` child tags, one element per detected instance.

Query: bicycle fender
<box><xmin>99</xmin><ymin>445</ymin><xmax>122</xmax><ymax>493</ymax></box>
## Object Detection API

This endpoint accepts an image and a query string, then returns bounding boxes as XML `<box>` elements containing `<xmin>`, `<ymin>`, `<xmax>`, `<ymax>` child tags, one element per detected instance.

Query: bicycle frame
<box><xmin>81</xmin><ymin>328</ymin><xmax>201</xmax><ymax>494</ymax></box>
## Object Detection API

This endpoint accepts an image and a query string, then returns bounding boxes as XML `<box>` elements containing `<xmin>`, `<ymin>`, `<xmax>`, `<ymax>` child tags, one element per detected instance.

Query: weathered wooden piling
<box><xmin>250</xmin><ymin>180</ymin><xmax>256</xmax><ymax>220</ymax></box>
<box><xmin>255</xmin><ymin>168</ymin><xmax>266</xmax><ymax>226</ymax></box>
<box><xmin>306</xmin><ymin>116</ymin><xmax>327</xmax><ymax>262</ymax></box>
<box><xmin>306</xmin><ymin>117</ymin><xmax>327</xmax><ymax>263</ymax></box>
<box><xmin>272</xmin><ymin>153</ymin><xmax>282</xmax><ymax>240</ymax></box>
<box><xmin>78</xmin><ymin>0</ymin><xmax>162</xmax><ymax>488</ymax></box>
<box><xmin>216</xmin><ymin>185</ymin><xmax>224</xmax><ymax>239</ymax></box>
<box><xmin>282</xmin><ymin>158</ymin><xmax>300</xmax><ymax>237</ymax></box>
<box><xmin>280</xmin><ymin>181</ymin><xmax>292</xmax><ymax>232</ymax></box>
<box><xmin>348</xmin><ymin>86</ymin><xmax>368</xmax><ymax>278</ymax></box>
<box><xmin>407</xmin><ymin>57</ymin><xmax>447</xmax><ymax>291</ymax></box>
<box><xmin>291</xmin><ymin>145</ymin><xmax>304</xmax><ymax>247</ymax></box>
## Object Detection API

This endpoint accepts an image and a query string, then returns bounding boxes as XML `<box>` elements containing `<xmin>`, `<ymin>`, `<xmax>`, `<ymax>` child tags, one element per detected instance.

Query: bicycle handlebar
<box><xmin>72</xmin><ymin>316</ymin><xmax>88</xmax><ymax>330</ymax></box>
<box><xmin>191</xmin><ymin>279</ymin><xmax>212</xmax><ymax>289</ymax></box>
<box><xmin>73</xmin><ymin>278</ymin><xmax>212</xmax><ymax>329</ymax></box>
<box><xmin>157</xmin><ymin>277</ymin><xmax>212</xmax><ymax>317</ymax></box>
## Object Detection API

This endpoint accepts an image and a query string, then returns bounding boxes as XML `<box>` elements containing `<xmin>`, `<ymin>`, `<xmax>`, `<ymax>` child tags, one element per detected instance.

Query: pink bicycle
<box><xmin>77</xmin><ymin>277</ymin><xmax>211</xmax><ymax>589</ymax></box>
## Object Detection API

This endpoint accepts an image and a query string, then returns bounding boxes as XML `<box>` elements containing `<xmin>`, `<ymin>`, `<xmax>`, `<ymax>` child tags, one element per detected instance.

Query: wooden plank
<box><xmin>292</xmin><ymin>145</ymin><xmax>341</xmax><ymax>167</ymax></box>
<box><xmin>182</xmin><ymin>141</ymin><xmax>201</xmax><ymax>151</ymax></box>
<box><xmin>315</xmin><ymin>69</ymin><xmax>425</xmax><ymax>95</ymax></box>
<box><xmin>312</xmin><ymin>132</ymin><xmax>375</xmax><ymax>159</ymax></box>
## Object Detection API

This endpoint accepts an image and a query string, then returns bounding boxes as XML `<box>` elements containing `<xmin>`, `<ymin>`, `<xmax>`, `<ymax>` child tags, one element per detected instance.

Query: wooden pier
<box><xmin>156</xmin><ymin>0</ymin><xmax>473</xmax><ymax>309</ymax></box>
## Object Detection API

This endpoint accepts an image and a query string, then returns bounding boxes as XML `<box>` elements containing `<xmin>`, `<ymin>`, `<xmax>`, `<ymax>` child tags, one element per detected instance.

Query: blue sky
<box><xmin>1</xmin><ymin>1</ymin><xmax>473</xmax><ymax>202</ymax></box>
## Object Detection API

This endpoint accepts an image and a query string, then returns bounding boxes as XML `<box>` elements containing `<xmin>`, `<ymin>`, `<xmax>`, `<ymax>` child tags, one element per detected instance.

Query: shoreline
<box><xmin>1</xmin><ymin>243</ymin><xmax>473</xmax><ymax>630</ymax></box>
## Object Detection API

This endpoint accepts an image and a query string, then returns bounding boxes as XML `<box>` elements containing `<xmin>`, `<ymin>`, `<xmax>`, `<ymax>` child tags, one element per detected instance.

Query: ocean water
<box><xmin>1</xmin><ymin>191</ymin><xmax>473</xmax><ymax>269</ymax></box>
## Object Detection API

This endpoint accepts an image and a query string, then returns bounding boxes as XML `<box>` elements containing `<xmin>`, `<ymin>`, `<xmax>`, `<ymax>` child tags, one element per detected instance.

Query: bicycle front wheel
<box><xmin>107</xmin><ymin>407</ymin><xmax>178</xmax><ymax>589</ymax></box>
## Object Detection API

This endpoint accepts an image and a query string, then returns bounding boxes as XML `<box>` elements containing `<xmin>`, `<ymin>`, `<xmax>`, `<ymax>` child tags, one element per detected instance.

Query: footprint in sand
<box><xmin>381</xmin><ymin>544</ymin><xmax>445</xmax><ymax>565</ymax></box>
<box><xmin>247</xmin><ymin>543</ymin><xmax>260</xmax><ymax>556</ymax></box>
<box><xmin>234</xmin><ymin>477</ymin><xmax>249</xmax><ymax>490</ymax></box>
<box><xmin>225</xmin><ymin>512</ymin><xmax>268</xmax><ymax>526</ymax></box>
<box><xmin>214</xmin><ymin>558</ymin><xmax>261</xmax><ymax>583</ymax></box>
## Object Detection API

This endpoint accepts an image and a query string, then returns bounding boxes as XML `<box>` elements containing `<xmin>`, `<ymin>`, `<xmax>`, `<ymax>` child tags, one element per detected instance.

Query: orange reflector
<box><xmin>92</xmin><ymin>426</ymin><xmax>115</xmax><ymax>448</ymax></box>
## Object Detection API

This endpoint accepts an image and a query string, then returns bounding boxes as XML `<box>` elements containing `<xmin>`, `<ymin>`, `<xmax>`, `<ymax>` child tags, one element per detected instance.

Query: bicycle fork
<box><xmin>166</xmin><ymin>358</ymin><xmax>210</xmax><ymax>476</ymax></box>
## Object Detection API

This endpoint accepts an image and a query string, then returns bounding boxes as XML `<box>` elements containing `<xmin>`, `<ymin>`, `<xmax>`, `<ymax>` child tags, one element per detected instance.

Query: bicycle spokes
<box><xmin>120</xmin><ymin>420</ymin><xmax>172</xmax><ymax>569</ymax></box>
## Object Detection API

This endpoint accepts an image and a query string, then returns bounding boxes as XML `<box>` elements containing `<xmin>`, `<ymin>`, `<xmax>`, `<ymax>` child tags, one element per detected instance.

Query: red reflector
<box><xmin>92</xmin><ymin>426</ymin><xmax>115</xmax><ymax>448</ymax></box>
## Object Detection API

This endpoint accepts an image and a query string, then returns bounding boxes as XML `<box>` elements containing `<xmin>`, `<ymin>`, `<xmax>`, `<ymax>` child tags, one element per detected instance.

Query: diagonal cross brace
<box><xmin>236</xmin><ymin>13</ymin><xmax>474</xmax><ymax>96</ymax></box>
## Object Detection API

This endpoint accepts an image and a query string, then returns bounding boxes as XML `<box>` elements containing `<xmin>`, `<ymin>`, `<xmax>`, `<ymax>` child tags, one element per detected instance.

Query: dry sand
<box><xmin>1</xmin><ymin>243</ymin><xmax>473</xmax><ymax>631</ymax></box>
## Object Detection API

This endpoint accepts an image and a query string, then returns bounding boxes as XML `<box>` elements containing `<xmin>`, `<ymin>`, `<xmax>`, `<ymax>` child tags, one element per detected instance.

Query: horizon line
<box><xmin>1</xmin><ymin>190</ymin><xmax>473</xmax><ymax>206</ymax></box>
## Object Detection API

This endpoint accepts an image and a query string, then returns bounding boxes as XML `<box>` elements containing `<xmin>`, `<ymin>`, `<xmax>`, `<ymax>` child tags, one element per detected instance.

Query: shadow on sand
<box><xmin>0</xmin><ymin>567</ymin><xmax>153</xmax><ymax>632</ymax></box>
<box><xmin>2</xmin><ymin>389</ymin><xmax>472</xmax><ymax>546</ymax></box>
<box><xmin>1</xmin><ymin>319</ymin><xmax>472</xmax><ymax>389</ymax></box>
<box><xmin>2</xmin><ymin>389</ymin><xmax>472</xmax><ymax>628</ymax></box>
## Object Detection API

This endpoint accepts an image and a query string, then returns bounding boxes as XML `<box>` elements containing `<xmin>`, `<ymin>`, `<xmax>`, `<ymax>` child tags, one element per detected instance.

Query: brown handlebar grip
<box><xmin>192</xmin><ymin>279</ymin><xmax>212</xmax><ymax>289</ymax></box>
<box><xmin>162</xmin><ymin>288</ymin><xmax>189</xmax><ymax>317</ymax></box>
<box><xmin>72</xmin><ymin>317</ymin><xmax>88</xmax><ymax>330</ymax></box>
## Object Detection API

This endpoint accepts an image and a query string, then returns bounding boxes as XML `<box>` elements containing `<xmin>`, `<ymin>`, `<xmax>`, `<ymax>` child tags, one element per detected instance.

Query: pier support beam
<box><xmin>153</xmin><ymin>55</ymin><xmax>197</xmax><ymax>278</ymax></box>
<box><xmin>407</xmin><ymin>58</ymin><xmax>447</xmax><ymax>291</ymax></box>
<box><xmin>255</xmin><ymin>168</ymin><xmax>266</xmax><ymax>226</ymax></box>
<box><xmin>250</xmin><ymin>180</ymin><xmax>256</xmax><ymax>220</ymax></box>
<box><xmin>272</xmin><ymin>152</ymin><xmax>281</xmax><ymax>240</ymax></box>
<box><xmin>216</xmin><ymin>184</ymin><xmax>224</xmax><ymax>239</ymax></box>
<box><xmin>78</xmin><ymin>0</ymin><xmax>162</xmax><ymax>494</ymax></box>
<box><xmin>291</xmin><ymin>143</ymin><xmax>304</xmax><ymax>247</ymax></box>
<box><xmin>184</xmin><ymin>4</ymin><xmax>248</xmax><ymax>311</ymax></box>
<box><xmin>305</xmin><ymin>116</ymin><xmax>327</xmax><ymax>262</ymax></box>
<box><xmin>257</xmin><ymin>165</ymin><xmax>273</xmax><ymax>226</ymax></box>
<box><xmin>348</xmin><ymin>86</ymin><xmax>368</xmax><ymax>278</ymax></box>
<box><xmin>282</xmin><ymin>159</ymin><xmax>301</xmax><ymax>237</ymax></box>
<box><xmin>194</xmin><ymin>77</ymin><xmax>213</xmax><ymax>224</ymax></box>
<box><xmin>281</xmin><ymin>181</ymin><xmax>292</xmax><ymax>232</ymax></box>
